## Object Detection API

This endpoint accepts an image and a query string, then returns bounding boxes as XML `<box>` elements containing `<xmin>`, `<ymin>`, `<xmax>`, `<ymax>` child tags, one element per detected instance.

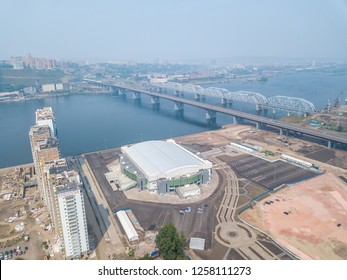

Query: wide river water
<box><xmin>0</xmin><ymin>69</ymin><xmax>346</xmax><ymax>168</ymax></box>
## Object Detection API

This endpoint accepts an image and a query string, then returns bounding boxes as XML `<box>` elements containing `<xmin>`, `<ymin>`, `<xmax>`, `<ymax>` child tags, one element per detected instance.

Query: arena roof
<box><xmin>121</xmin><ymin>140</ymin><xmax>212</xmax><ymax>181</ymax></box>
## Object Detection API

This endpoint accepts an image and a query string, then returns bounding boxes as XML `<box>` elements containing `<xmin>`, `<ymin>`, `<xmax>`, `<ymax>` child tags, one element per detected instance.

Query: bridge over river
<box><xmin>84</xmin><ymin>79</ymin><xmax>347</xmax><ymax>148</ymax></box>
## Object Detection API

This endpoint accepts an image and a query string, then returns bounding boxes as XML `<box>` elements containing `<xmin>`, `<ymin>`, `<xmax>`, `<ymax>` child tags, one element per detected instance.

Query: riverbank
<box><xmin>0</xmin><ymin>90</ymin><xmax>115</xmax><ymax>104</ymax></box>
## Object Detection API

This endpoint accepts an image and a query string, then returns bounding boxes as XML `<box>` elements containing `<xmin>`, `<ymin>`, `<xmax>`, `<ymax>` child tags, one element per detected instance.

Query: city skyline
<box><xmin>1</xmin><ymin>0</ymin><xmax>347</xmax><ymax>267</ymax></box>
<box><xmin>1</xmin><ymin>0</ymin><xmax>347</xmax><ymax>61</ymax></box>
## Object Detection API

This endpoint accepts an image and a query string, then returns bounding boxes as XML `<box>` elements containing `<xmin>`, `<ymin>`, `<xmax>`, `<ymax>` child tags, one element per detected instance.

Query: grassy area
<box><xmin>324</xmin><ymin>124</ymin><xmax>347</xmax><ymax>133</ymax></box>
<box><xmin>280</xmin><ymin>115</ymin><xmax>306</xmax><ymax>123</ymax></box>
<box><xmin>0</xmin><ymin>69</ymin><xmax>65</xmax><ymax>90</ymax></box>
<box><xmin>262</xmin><ymin>150</ymin><xmax>275</xmax><ymax>156</ymax></box>
<box><xmin>281</xmin><ymin>114</ymin><xmax>347</xmax><ymax>133</ymax></box>
<box><xmin>246</xmin><ymin>184</ymin><xmax>267</xmax><ymax>199</ymax></box>
<box><xmin>236</xmin><ymin>195</ymin><xmax>252</xmax><ymax>208</ymax></box>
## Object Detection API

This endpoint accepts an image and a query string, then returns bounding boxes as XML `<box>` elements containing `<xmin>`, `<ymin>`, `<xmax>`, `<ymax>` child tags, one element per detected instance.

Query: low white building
<box><xmin>176</xmin><ymin>184</ymin><xmax>201</xmax><ymax>198</ymax></box>
<box><xmin>42</xmin><ymin>84</ymin><xmax>56</xmax><ymax>92</ymax></box>
<box><xmin>55</xmin><ymin>83</ymin><xmax>64</xmax><ymax>90</ymax></box>
<box><xmin>229</xmin><ymin>142</ymin><xmax>253</xmax><ymax>153</ymax></box>
<box><xmin>149</xmin><ymin>77</ymin><xmax>168</xmax><ymax>83</ymax></box>
<box><xmin>281</xmin><ymin>154</ymin><xmax>312</xmax><ymax>168</ymax></box>
<box><xmin>105</xmin><ymin>165</ymin><xmax>136</xmax><ymax>191</ymax></box>
<box><xmin>116</xmin><ymin>210</ymin><xmax>139</xmax><ymax>242</ymax></box>
<box><xmin>189</xmin><ymin>237</ymin><xmax>205</xmax><ymax>250</ymax></box>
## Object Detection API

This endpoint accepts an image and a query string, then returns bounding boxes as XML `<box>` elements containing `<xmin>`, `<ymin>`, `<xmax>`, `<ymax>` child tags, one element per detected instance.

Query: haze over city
<box><xmin>1</xmin><ymin>0</ymin><xmax>347</xmax><ymax>275</ymax></box>
<box><xmin>1</xmin><ymin>0</ymin><xmax>347</xmax><ymax>61</ymax></box>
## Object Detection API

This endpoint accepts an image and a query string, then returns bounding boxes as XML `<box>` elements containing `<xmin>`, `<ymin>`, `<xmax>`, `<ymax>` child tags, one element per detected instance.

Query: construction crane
<box><xmin>334</xmin><ymin>91</ymin><xmax>344</xmax><ymax>108</ymax></box>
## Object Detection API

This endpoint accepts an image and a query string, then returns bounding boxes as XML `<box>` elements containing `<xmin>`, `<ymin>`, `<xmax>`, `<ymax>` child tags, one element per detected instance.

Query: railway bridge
<box><xmin>84</xmin><ymin>79</ymin><xmax>347</xmax><ymax>149</ymax></box>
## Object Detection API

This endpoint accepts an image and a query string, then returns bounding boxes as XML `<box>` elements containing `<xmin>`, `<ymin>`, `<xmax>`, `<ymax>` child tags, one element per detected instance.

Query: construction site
<box><xmin>80</xmin><ymin>122</ymin><xmax>347</xmax><ymax>260</ymax></box>
<box><xmin>240</xmin><ymin>172</ymin><xmax>347</xmax><ymax>259</ymax></box>
<box><xmin>1</xmin><ymin>121</ymin><xmax>347</xmax><ymax>260</ymax></box>
<box><xmin>0</xmin><ymin>164</ymin><xmax>61</xmax><ymax>260</ymax></box>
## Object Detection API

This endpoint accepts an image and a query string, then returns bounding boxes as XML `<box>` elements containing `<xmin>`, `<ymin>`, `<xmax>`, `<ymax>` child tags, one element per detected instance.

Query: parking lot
<box><xmin>83</xmin><ymin>145</ymin><xmax>298</xmax><ymax>260</ymax></box>
<box><xmin>84</xmin><ymin>151</ymin><xmax>220</xmax><ymax>250</ymax></box>
<box><xmin>0</xmin><ymin>245</ymin><xmax>29</xmax><ymax>260</ymax></box>
<box><xmin>229</xmin><ymin>155</ymin><xmax>317</xmax><ymax>190</ymax></box>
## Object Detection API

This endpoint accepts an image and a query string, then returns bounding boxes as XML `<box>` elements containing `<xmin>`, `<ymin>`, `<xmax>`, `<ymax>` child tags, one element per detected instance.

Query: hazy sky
<box><xmin>1</xmin><ymin>0</ymin><xmax>347</xmax><ymax>61</ymax></box>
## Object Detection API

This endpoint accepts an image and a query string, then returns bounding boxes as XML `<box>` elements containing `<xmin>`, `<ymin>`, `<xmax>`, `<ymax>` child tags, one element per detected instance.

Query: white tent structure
<box><xmin>116</xmin><ymin>210</ymin><xmax>139</xmax><ymax>242</ymax></box>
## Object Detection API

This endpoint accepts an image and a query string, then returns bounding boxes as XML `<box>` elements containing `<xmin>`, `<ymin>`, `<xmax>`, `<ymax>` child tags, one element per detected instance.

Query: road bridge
<box><xmin>151</xmin><ymin>82</ymin><xmax>316</xmax><ymax>115</ymax></box>
<box><xmin>84</xmin><ymin>79</ymin><xmax>347</xmax><ymax>148</ymax></box>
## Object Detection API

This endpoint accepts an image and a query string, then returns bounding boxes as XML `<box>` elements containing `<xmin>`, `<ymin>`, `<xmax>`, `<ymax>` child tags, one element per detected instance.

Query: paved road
<box><xmin>82</xmin><ymin>148</ymin><xmax>294</xmax><ymax>260</ymax></box>
<box><xmin>207</xmin><ymin>150</ymin><xmax>285</xmax><ymax>260</ymax></box>
<box><xmin>75</xmin><ymin>156</ymin><xmax>125</xmax><ymax>258</ymax></box>
<box><xmin>83</xmin><ymin>151</ymin><xmax>225</xmax><ymax>251</ymax></box>
<box><xmin>85</xmin><ymin>80</ymin><xmax>347</xmax><ymax>145</ymax></box>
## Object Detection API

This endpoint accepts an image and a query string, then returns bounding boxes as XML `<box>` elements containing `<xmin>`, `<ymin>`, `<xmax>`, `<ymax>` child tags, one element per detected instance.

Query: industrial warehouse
<box><xmin>119</xmin><ymin>140</ymin><xmax>212</xmax><ymax>195</ymax></box>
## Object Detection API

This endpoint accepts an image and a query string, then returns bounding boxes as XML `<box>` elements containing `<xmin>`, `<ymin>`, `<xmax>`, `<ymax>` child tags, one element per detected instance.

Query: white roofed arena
<box><xmin>120</xmin><ymin>140</ymin><xmax>212</xmax><ymax>195</ymax></box>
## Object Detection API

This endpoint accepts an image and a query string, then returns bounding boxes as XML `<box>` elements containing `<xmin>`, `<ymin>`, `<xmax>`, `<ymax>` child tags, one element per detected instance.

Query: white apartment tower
<box><xmin>29</xmin><ymin>107</ymin><xmax>89</xmax><ymax>259</ymax></box>
<box><xmin>29</xmin><ymin>107</ymin><xmax>60</xmax><ymax>203</ymax></box>
<box><xmin>35</xmin><ymin>107</ymin><xmax>57</xmax><ymax>137</ymax></box>
<box><xmin>54</xmin><ymin>170</ymin><xmax>89</xmax><ymax>259</ymax></box>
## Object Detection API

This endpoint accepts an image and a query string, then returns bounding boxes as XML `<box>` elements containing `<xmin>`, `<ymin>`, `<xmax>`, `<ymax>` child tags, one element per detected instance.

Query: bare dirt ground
<box><xmin>240</xmin><ymin>172</ymin><xmax>347</xmax><ymax>259</ymax></box>
<box><xmin>0</xmin><ymin>165</ymin><xmax>64</xmax><ymax>260</ymax></box>
<box><xmin>175</xmin><ymin>124</ymin><xmax>249</xmax><ymax>147</ymax></box>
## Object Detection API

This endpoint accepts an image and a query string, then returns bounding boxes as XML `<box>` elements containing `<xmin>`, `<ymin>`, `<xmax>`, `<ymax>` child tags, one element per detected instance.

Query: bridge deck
<box><xmin>86</xmin><ymin>80</ymin><xmax>347</xmax><ymax>145</ymax></box>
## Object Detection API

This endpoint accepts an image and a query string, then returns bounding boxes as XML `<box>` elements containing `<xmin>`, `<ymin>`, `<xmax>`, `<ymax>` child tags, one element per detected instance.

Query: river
<box><xmin>0</xmin><ymin>69</ymin><xmax>346</xmax><ymax>168</ymax></box>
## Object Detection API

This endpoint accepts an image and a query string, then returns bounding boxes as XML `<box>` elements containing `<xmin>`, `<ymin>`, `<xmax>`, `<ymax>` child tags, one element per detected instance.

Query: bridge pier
<box><xmin>151</xmin><ymin>96</ymin><xmax>160</xmax><ymax>110</ymax></box>
<box><xmin>132</xmin><ymin>92</ymin><xmax>141</xmax><ymax>104</ymax></box>
<box><xmin>221</xmin><ymin>98</ymin><xmax>227</xmax><ymax>106</ymax></box>
<box><xmin>255</xmin><ymin>122</ymin><xmax>260</xmax><ymax>130</ymax></box>
<box><xmin>279</xmin><ymin>128</ymin><xmax>283</xmax><ymax>135</ymax></box>
<box><xmin>327</xmin><ymin>140</ymin><xmax>336</xmax><ymax>149</ymax></box>
<box><xmin>206</xmin><ymin>110</ymin><xmax>217</xmax><ymax>126</ymax></box>
<box><xmin>174</xmin><ymin>102</ymin><xmax>184</xmax><ymax>117</ymax></box>
<box><xmin>194</xmin><ymin>93</ymin><xmax>201</xmax><ymax>101</ymax></box>
<box><xmin>201</xmin><ymin>95</ymin><xmax>206</xmax><ymax>102</ymax></box>
<box><xmin>232</xmin><ymin>116</ymin><xmax>238</xmax><ymax>124</ymax></box>
<box><xmin>256</xmin><ymin>104</ymin><xmax>262</xmax><ymax>113</ymax></box>
<box><xmin>228</xmin><ymin>99</ymin><xmax>233</xmax><ymax>106</ymax></box>
<box><xmin>118</xmin><ymin>89</ymin><xmax>126</xmax><ymax>96</ymax></box>
<box><xmin>287</xmin><ymin>111</ymin><xmax>291</xmax><ymax>117</ymax></box>
<box><xmin>111</xmin><ymin>87</ymin><xmax>119</xmax><ymax>96</ymax></box>
<box><xmin>173</xmin><ymin>90</ymin><xmax>179</xmax><ymax>97</ymax></box>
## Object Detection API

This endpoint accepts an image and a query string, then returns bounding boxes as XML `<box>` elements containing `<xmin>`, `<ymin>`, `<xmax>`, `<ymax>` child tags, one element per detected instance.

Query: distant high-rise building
<box><xmin>10</xmin><ymin>54</ymin><xmax>59</xmax><ymax>70</ymax></box>
<box><xmin>9</xmin><ymin>56</ymin><xmax>24</xmax><ymax>69</ymax></box>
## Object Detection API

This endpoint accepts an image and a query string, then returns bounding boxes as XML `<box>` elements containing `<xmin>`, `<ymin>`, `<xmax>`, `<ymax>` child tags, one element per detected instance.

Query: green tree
<box><xmin>155</xmin><ymin>223</ymin><xmax>187</xmax><ymax>260</ymax></box>
<box><xmin>337</xmin><ymin>125</ymin><xmax>343</xmax><ymax>132</ymax></box>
